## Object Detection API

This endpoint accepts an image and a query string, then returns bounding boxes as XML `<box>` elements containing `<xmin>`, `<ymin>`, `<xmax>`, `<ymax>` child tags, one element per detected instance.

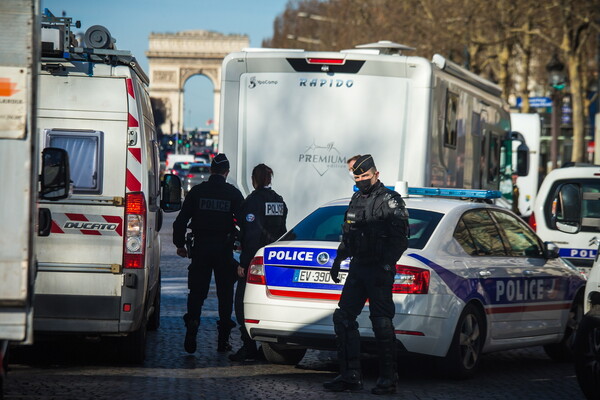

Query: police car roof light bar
<box><xmin>407</xmin><ymin>187</ymin><xmax>502</xmax><ymax>199</ymax></box>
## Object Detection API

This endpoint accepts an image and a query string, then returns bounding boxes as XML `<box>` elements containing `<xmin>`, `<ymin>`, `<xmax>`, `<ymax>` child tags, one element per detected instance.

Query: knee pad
<box><xmin>370</xmin><ymin>316</ymin><xmax>394</xmax><ymax>338</ymax></box>
<box><xmin>333</xmin><ymin>308</ymin><xmax>358</xmax><ymax>330</ymax></box>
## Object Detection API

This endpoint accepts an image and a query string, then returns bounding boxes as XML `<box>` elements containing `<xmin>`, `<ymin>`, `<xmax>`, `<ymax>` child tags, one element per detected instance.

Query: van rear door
<box><xmin>35</xmin><ymin>73</ymin><xmax>128</xmax><ymax>331</ymax></box>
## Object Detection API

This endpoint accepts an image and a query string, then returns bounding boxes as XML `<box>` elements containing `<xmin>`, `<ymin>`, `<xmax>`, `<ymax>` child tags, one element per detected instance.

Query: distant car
<box><xmin>171</xmin><ymin>161</ymin><xmax>193</xmax><ymax>177</ymax></box>
<box><xmin>243</xmin><ymin>187</ymin><xmax>586</xmax><ymax>378</ymax></box>
<box><xmin>183</xmin><ymin>163</ymin><xmax>211</xmax><ymax>195</ymax></box>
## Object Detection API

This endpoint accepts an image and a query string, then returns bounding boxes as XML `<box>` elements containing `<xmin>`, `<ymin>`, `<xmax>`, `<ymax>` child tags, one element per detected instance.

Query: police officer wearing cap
<box><xmin>173</xmin><ymin>153</ymin><xmax>244</xmax><ymax>354</ymax></box>
<box><xmin>229</xmin><ymin>163</ymin><xmax>288</xmax><ymax>362</ymax></box>
<box><xmin>323</xmin><ymin>154</ymin><xmax>409</xmax><ymax>395</ymax></box>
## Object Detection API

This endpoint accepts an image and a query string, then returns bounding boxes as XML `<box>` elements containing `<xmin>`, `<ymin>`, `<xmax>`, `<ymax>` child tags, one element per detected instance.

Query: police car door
<box><xmin>455</xmin><ymin>209</ymin><xmax>532</xmax><ymax>339</ymax></box>
<box><xmin>490</xmin><ymin>210</ymin><xmax>574</xmax><ymax>338</ymax></box>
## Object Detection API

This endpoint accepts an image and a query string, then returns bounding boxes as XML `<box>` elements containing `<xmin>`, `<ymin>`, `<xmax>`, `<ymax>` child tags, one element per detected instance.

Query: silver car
<box><xmin>183</xmin><ymin>163</ymin><xmax>210</xmax><ymax>195</ymax></box>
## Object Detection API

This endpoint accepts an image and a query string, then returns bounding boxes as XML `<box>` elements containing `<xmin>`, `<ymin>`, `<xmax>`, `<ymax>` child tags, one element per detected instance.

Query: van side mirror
<box><xmin>40</xmin><ymin>147</ymin><xmax>70</xmax><ymax>201</ymax></box>
<box><xmin>516</xmin><ymin>143</ymin><xmax>529</xmax><ymax>176</ymax></box>
<box><xmin>509</xmin><ymin>131</ymin><xmax>529</xmax><ymax>177</ymax></box>
<box><xmin>551</xmin><ymin>183</ymin><xmax>581</xmax><ymax>233</ymax></box>
<box><xmin>161</xmin><ymin>174</ymin><xmax>182</xmax><ymax>212</ymax></box>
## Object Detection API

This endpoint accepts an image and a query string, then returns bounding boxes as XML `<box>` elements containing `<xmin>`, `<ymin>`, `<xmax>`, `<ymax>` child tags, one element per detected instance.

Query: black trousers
<box><xmin>338</xmin><ymin>262</ymin><xmax>396</xmax><ymax>320</ymax></box>
<box><xmin>186</xmin><ymin>236</ymin><xmax>237</xmax><ymax>323</ymax></box>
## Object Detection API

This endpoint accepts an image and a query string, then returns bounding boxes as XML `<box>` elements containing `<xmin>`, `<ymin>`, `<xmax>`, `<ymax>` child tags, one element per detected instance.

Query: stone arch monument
<box><xmin>146</xmin><ymin>30</ymin><xmax>249</xmax><ymax>135</ymax></box>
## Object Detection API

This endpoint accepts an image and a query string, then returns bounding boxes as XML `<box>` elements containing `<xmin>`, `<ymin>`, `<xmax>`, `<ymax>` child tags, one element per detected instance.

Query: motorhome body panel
<box><xmin>221</xmin><ymin>49</ymin><xmax>511</xmax><ymax>226</ymax></box>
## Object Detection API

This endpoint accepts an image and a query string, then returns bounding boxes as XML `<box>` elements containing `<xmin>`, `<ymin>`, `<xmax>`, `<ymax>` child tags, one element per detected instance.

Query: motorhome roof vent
<box><xmin>84</xmin><ymin>25</ymin><xmax>115</xmax><ymax>50</ymax></box>
<box><xmin>353</xmin><ymin>41</ymin><xmax>415</xmax><ymax>55</ymax></box>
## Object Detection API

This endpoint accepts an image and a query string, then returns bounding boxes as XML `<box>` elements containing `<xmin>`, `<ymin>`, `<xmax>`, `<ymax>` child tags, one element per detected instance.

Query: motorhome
<box><xmin>35</xmin><ymin>11</ymin><xmax>180</xmax><ymax>363</ymax></box>
<box><xmin>220</xmin><ymin>41</ymin><xmax>527</xmax><ymax>225</ymax></box>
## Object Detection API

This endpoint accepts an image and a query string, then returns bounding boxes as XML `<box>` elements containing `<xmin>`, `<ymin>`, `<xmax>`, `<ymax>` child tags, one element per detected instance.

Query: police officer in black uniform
<box><xmin>323</xmin><ymin>154</ymin><xmax>409</xmax><ymax>395</ymax></box>
<box><xmin>229</xmin><ymin>164</ymin><xmax>288</xmax><ymax>361</ymax></box>
<box><xmin>173</xmin><ymin>153</ymin><xmax>244</xmax><ymax>354</ymax></box>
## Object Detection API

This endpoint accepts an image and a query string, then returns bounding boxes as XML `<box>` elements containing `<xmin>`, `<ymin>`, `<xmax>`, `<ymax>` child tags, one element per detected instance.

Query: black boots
<box><xmin>228</xmin><ymin>341</ymin><xmax>259</xmax><ymax>361</ymax></box>
<box><xmin>183</xmin><ymin>314</ymin><xmax>199</xmax><ymax>354</ymax></box>
<box><xmin>217</xmin><ymin>319</ymin><xmax>236</xmax><ymax>352</ymax></box>
<box><xmin>324</xmin><ymin>309</ymin><xmax>363</xmax><ymax>392</ymax></box>
<box><xmin>323</xmin><ymin>370</ymin><xmax>363</xmax><ymax>392</ymax></box>
<box><xmin>371</xmin><ymin>316</ymin><xmax>397</xmax><ymax>395</ymax></box>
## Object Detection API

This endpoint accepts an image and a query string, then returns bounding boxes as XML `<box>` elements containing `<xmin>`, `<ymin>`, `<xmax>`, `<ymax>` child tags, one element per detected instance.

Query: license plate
<box><xmin>293</xmin><ymin>269</ymin><xmax>348</xmax><ymax>285</ymax></box>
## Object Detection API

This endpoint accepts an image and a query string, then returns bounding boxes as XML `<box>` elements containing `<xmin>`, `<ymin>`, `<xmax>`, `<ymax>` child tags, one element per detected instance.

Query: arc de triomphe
<box><xmin>146</xmin><ymin>30</ymin><xmax>249</xmax><ymax>135</ymax></box>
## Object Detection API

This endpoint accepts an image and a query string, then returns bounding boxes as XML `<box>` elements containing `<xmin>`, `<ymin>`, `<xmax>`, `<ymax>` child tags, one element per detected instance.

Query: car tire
<box><xmin>261</xmin><ymin>343</ymin><xmax>306</xmax><ymax>365</ymax></box>
<box><xmin>543</xmin><ymin>293</ymin><xmax>584</xmax><ymax>362</ymax></box>
<box><xmin>122</xmin><ymin>319</ymin><xmax>147</xmax><ymax>364</ymax></box>
<box><xmin>574</xmin><ymin>307</ymin><xmax>600</xmax><ymax>400</ymax></box>
<box><xmin>147</xmin><ymin>272</ymin><xmax>161</xmax><ymax>331</ymax></box>
<box><xmin>440</xmin><ymin>303</ymin><xmax>485</xmax><ymax>379</ymax></box>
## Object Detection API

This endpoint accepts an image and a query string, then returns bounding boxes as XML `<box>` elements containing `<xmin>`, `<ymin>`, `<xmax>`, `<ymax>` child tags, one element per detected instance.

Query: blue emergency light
<box><xmin>354</xmin><ymin>185</ymin><xmax>502</xmax><ymax>199</ymax></box>
<box><xmin>407</xmin><ymin>187</ymin><xmax>502</xmax><ymax>199</ymax></box>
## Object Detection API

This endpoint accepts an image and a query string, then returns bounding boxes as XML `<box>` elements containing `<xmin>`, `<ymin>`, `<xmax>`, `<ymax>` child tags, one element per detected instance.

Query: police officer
<box><xmin>323</xmin><ymin>154</ymin><xmax>409</xmax><ymax>395</ymax></box>
<box><xmin>173</xmin><ymin>153</ymin><xmax>244</xmax><ymax>354</ymax></box>
<box><xmin>229</xmin><ymin>164</ymin><xmax>288</xmax><ymax>361</ymax></box>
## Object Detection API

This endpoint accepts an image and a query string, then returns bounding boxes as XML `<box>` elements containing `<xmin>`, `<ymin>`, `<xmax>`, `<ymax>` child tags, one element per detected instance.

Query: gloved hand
<box><xmin>330</xmin><ymin>257</ymin><xmax>341</xmax><ymax>283</ymax></box>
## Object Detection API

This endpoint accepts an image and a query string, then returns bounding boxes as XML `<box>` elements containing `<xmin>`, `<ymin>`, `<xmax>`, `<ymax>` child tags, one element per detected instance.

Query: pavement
<box><xmin>3</xmin><ymin>212</ymin><xmax>586</xmax><ymax>400</ymax></box>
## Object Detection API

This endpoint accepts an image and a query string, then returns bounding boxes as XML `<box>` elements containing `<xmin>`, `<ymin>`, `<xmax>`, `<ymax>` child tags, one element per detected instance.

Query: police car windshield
<box><xmin>281</xmin><ymin>206</ymin><xmax>443</xmax><ymax>250</ymax></box>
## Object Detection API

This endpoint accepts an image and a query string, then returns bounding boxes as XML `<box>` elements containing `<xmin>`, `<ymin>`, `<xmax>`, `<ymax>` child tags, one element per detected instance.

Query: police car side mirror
<box><xmin>543</xmin><ymin>241</ymin><xmax>560</xmax><ymax>259</ymax></box>
<box><xmin>40</xmin><ymin>147</ymin><xmax>70</xmax><ymax>201</ymax></box>
<box><xmin>161</xmin><ymin>174</ymin><xmax>182</xmax><ymax>212</ymax></box>
<box><xmin>550</xmin><ymin>183</ymin><xmax>581</xmax><ymax>234</ymax></box>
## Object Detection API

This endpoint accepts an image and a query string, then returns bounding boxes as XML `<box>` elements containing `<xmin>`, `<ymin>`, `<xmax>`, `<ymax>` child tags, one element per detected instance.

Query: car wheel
<box><xmin>147</xmin><ymin>272</ymin><xmax>161</xmax><ymax>331</ymax></box>
<box><xmin>574</xmin><ymin>307</ymin><xmax>600</xmax><ymax>400</ymax></box>
<box><xmin>544</xmin><ymin>293</ymin><xmax>584</xmax><ymax>362</ymax></box>
<box><xmin>440</xmin><ymin>303</ymin><xmax>485</xmax><ymax>379</ymax></box>
<box><xmin>261</xmin><ymin>342</ymin><xmax>306</xmax><ymax>365</ymax></box>
<box><xmin>121</xmin><ymin>320</ymin><xmax>147</xmax><ymax>364</ymax></box>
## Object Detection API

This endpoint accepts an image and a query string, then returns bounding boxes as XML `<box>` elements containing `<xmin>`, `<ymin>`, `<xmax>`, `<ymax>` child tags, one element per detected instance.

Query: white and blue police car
<box><xmin>243</xmin><ymin>187</ymin><xmax>586</xmax><ymax>378</ymax></box>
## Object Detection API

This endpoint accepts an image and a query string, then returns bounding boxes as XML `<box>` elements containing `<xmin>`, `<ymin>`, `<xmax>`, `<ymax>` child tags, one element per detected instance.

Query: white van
<box><xmin>510</xmin><ymin>113</ymin><xmax>542</xmax><ymax>217</ymax></box>
<box><xmin>35</xmin><ymin>14</ymin><xmax>181</xmax><ymax>362</ymax></box>
<box><xmin>530</xmin><ymin>164</ymin><xmax>600</xmax><ymax>272</ymax></box>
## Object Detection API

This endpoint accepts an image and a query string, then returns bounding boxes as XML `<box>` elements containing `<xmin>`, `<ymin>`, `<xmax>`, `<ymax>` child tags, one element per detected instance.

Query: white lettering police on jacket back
<box><xmin>265</xmin><ymin>202</ymin><xmax>285</xmax><ymax>216</ymax></box>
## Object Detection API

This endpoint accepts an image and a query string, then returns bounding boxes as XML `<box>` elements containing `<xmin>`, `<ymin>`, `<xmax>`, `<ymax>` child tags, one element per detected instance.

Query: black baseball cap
<box><xmin>211</xmin><ymin>153</ymin><xmax>230</xmax><ymax>172</ymax></box>
<box><xmin>352</xmin><ymin>154</ymin><xmax>376</xmax><ymax>175</ymax></box>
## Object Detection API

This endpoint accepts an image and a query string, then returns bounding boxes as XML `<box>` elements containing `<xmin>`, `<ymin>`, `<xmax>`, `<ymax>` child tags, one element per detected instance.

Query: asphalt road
<box><xmin>4</xmin><ymin>212</ymin><xmax>587</xmax><ymax>400</ymax></box>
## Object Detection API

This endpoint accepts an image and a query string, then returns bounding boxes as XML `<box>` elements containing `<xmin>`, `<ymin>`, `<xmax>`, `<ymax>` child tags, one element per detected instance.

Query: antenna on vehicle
<box><xmin>354</xmin><ymin>40</ymin><xmax>415</xmax><ymax>55</ymax></box>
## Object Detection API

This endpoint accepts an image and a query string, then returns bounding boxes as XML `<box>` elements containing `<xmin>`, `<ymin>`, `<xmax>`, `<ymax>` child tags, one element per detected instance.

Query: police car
<box><xmin>243</xmin><ymin>188</ymin><xmax>586</xmax><ymax>378</ymax></box>
<box><xmin>529</xmin><ymin>164</ymin><xmax>600</xmax><ymax>272</ymax></box>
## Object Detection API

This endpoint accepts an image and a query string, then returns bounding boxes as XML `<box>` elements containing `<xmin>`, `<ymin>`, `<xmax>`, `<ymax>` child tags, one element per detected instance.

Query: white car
<box><xmin>243</xmin><ymin>188</ymin><xmax>586</xmax><ymax>378</ymax></box>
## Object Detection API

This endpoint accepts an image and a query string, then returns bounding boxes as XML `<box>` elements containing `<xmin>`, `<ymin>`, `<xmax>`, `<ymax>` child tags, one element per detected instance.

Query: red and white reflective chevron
<box><xmin>126</xmin><ymin>78</ymin><xmax>142</xmax><ymax>192</ymax></box>
<box><xmin>50</xmin><ymin>213</ymin><xmax>123</xmax><ymax>236</ymax></box>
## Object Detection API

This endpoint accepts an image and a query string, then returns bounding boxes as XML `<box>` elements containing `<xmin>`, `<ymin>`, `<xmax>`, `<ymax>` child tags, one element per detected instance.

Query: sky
<box><xmin>41</xmin><ymin>0</ymin><xmax>290</xmax><ymax>131</ymax></box>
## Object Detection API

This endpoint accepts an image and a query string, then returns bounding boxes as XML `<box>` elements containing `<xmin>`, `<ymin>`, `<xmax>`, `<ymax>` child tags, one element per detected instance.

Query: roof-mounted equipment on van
<box><xmin>432</xmin><ymin>54</ymin><xmax>502</xmax><ymax>97</ymax></box>
<box><xmin>40</xmin><ymin>9</ymin><xmax>149</xmax><ymax>85</ymax></box>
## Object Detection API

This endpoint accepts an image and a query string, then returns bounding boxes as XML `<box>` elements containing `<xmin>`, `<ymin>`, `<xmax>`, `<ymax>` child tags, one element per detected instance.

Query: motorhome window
<box><xmin>46</xmin><ymin>130</ymin><xmax>103</xmax><ymax>194</ymax></box>
<box><xmin>444</xmin><ymin>92</ymin><xmax>459</xmax><ymax>148</ymax></box>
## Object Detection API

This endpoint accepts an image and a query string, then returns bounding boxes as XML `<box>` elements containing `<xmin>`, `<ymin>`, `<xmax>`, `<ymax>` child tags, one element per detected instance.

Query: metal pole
<box><xmin>550</xmin><ymin>91</ymin><xmax>560</xmax><ymax>169</ymax></box>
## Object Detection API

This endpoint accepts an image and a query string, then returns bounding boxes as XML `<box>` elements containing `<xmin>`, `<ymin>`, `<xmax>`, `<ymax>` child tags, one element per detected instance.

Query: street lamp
<box><xmin>546</xmin><ymin>53</ymin><xmax>566</xmax><ymax>169</ymax></box>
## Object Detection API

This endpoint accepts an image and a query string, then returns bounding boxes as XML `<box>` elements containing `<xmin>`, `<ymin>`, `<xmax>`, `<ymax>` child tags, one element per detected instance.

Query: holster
<box><xmin>185</xmin><ymin>232</ymin><xmax>194</xmax><ymax>259</ymax></box>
